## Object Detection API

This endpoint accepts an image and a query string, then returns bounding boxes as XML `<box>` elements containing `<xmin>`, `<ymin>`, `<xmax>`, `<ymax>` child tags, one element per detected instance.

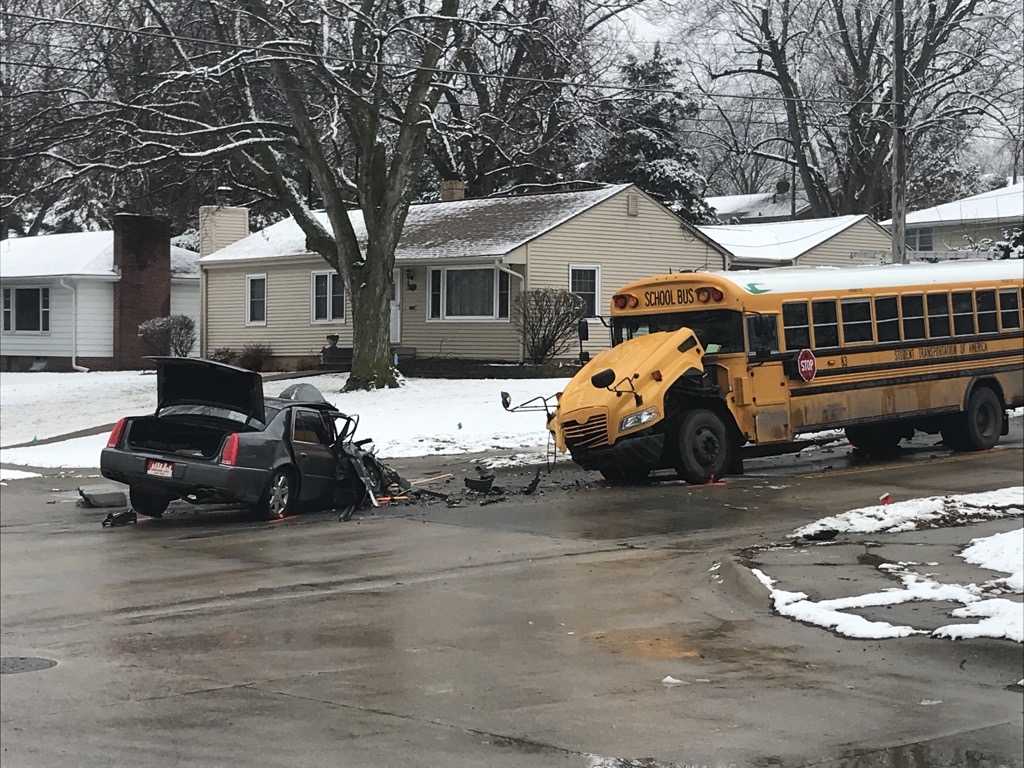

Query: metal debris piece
<box><xmin>464</xmin><ymin>475</ymin><xmax>495</xmax><ymax>493</ymax></box>
<box><xmin>101</xmin><ymin>510</ymin><xmax>137</xmax><ymax>527</ymax></box>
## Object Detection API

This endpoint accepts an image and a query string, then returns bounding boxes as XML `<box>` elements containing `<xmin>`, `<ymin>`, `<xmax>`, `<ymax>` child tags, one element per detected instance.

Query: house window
<box><xmin>427</xmin><ymin>267</ymin><xmax>511</xmax><ymax>320</ymax></box>
<box><xmin>905</xmin><ymin>227</ymin><xmax>934</xmax><ymax>252</ymax></box>
<box><xmin>569</xmin><ymin>266</ymin><xmax>599</xmax><ymax>318</ymax></box>
<box><xmin>311</xmin><ymin>271</ymin><xmax>345</xmax><ymax>322</ymax></box>
<box><xmin>246</xmin><ymin>274</ymin><xmax>267</xmax><ymax>325</ymax></box>
<box><xmin>3</xmin><ymin>287</ymin><xmax>50</xmax><ymax>333</ymax></box>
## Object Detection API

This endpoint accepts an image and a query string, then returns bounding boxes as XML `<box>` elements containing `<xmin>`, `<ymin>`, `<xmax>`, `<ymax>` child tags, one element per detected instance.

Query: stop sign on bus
<box><xmin>797</xmin><ymin>349</ymin><xmax>817</xmax><ymax>382</ymax></box>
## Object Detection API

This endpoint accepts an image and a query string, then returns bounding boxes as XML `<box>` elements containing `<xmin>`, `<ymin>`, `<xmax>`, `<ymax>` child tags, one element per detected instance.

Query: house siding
<box><xmin>526</xmin><ymin>189</ymin><xmax>726</xmax><ymax>352</ymax></box>
<box><xmin>170</xmin><ymin>279</ymin><xmax>202</xmax><ymax>356</ymax></box>
<box><xmin>203</xmin><ymin>259</ymin><xmax>352</xmax><ymax>359</ymax></box>
<box><xmin>927</xmin><ymin>222</ymin><xmax>1012</xmax><ymax>251</ymax></box>
<box><xmin>795</xmin><ymin>219</ymin><xmax>892</xmax><ymax>267</ymax></box>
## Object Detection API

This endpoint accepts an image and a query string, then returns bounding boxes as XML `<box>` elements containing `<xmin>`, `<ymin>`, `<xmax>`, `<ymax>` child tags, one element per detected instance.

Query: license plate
<box><xmin>146</xmin><ymin>460</ymin><xmax>174</xmax><ymax>478</ymax></box>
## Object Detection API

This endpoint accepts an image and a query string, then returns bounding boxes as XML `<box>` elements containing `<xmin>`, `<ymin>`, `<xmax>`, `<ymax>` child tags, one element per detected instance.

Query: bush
<box><xmin>209</xmin><ymin>347</ymin><xmax>238</xmax><ymax>365</ymax></box>
<box><xmin>512</xmin><ymin>289</ymin><xmax>585</xmax><ymax>364</ymax></box>
<box><xmin>238</xmin><ymin>343</ymin><xmax>274</xmax><ymax>372</ymax></box>
<box><xmin>138</xmin><ymin>315</ymin><xmax>196</xmax><ymax>357</ymax></box>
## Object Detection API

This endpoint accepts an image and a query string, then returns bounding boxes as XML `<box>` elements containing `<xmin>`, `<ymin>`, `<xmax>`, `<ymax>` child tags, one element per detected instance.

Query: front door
<box><xmin>390</xmin><ymin>269</ymin><xmax>401</xmax><ymax>344</ymax></box>
<box><xmin>745</xmin><ymin>313</ymin><xmax>792</xmax><ymax>443</ymax></box>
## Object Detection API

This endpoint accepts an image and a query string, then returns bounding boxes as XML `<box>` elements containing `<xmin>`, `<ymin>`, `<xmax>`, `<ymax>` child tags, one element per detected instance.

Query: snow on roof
<box><xmin>201</xmin><ymin>184</ymin><xmax>631</xmax><ymax>264</ymax></box>
<box><xmin>712</xmin><ymin>259</ymin><xmax>1023</xmax><ymax>295</ymax></box>
<box><xmin>884</xmin><ymin>182</ymin><xmax>1024</xmax><ymax>227</ymax></box>
<box><xmin>0</xmin><ymin>231</ymin><xmax>199</xmax><ymax>279</ymax></box>
<box><xmin>697</xmin><ymin>215</ymin><xmax>871</xmax><ymax>263</ymax></box>
<box><xmin>704</xmin><ymin>190</ymin><xmax>811</xmax><ymax>221</ymax></box>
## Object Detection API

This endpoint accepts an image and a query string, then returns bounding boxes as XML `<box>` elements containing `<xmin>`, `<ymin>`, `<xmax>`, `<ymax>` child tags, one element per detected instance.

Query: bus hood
<box><xmin>557</xmin><ymin>328</ymin><xmax>705</xmax><ymax>416</ymax></box>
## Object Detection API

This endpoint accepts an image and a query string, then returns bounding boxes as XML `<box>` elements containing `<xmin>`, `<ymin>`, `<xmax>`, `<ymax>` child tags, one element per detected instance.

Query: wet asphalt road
<box><xmin>2</xmin><ymin>426</ymin><xmax>1023</xmax><ymax>767</ymax></box>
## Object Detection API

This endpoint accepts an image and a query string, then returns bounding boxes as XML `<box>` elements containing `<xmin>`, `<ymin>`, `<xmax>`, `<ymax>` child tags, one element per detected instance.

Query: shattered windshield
<box><xmin>612</xmin><ymin>309</ymin><xmax>745</xmax><ymax>354</ymax></box>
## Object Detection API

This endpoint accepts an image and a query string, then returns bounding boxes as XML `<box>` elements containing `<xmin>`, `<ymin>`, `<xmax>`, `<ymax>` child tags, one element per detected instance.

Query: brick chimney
<box><xmin>199</xmin><ymin>205</ymin><xmax>249</xmax><ymax>256</ymax></box>
<box><xmin>112</xmin><ymin>213</ymin><xmax>171</xmax><ymax>369</ymax></box>
<box><xmin>440</xmin><ymin>178</ymin><xmax>465</xmax><ymax>202</ymax></box>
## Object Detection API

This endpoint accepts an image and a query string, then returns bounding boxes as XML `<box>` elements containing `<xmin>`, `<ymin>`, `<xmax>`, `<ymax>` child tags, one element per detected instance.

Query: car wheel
<box><xmin>845</xmin><ymin>425</ymin><xmax>902</xmax><ymax>456</ymax></box>
<box><xmin>259</xmin><ymin>468</ymin><xmax>296</xmax><ymax>520</ymax></box>
<box><xmin>129</xmin><ymin>487</ymin><xmax>170</xmax><ymax>518</ymax></box>
<box><xmin>675</xmin><ymin>409</ymin><xmax>733</xmax><ymax>484</ymax></box>
<box><xmin>943</xmin><ymin>387</ymin><xmax>1002</xmax><ymax>452</ymax></box>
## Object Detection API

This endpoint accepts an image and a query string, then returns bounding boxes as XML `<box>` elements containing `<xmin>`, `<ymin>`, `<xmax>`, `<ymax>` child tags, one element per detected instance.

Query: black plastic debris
<box><xmin>77</xmin><ymin>486</ymin><xmax>127</xmax><ymax>508</ymax></box>
<box><xmin>464</xmin><ymin>475</ymin><xmax>495</xmax><ymax>493</ymax></box>
<box><xmin>102</xmin><ymin>510</ymin><xmax>137</xmax><ymax>527</ymax></box>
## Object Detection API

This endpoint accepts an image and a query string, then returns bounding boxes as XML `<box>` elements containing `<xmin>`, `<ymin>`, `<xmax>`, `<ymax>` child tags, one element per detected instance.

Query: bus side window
<box><xmin>976</xmin><ymin>290</ymin><xmax>998</xmax><ymax>332</ymax></box>
<box><xmin>901</xmin><ymin>295</ymin><xmax>925</xmax><ymax>339</ymax></box>
<box><xmin>812</xmin><ymin>300</ymin><xmax>839</xmax><ymax>348</ymax></box>
<box><xmin>841</xmin><ymin>298</ymin><xmax>874</xmax><ymax>343</ymax></box>
<box><xmin>999</xmin><ymin>289</ymin><xmax>1021</xmax><ymax>330</ymax></box>
<box><xmin>927</xmin><ymin>293</ymin><xmax>951</xmax><ymax>338</ymax></box>
<box><xmin>782</xmin><ymin>302</ymin><xmax>810</xmax><ymax>349</ymax></box>
<box><xmin>875</xmin><ymin>296</ymin><xmax>899</xmax><ymax>342</ymax></box>
<box><xmin>952</xmin><ymin>291</ymin><xmax>975</xmax><ymax>335</ymax></box>
<box><xmin>746</xmin><ymin>314</ymin><xmax>779</xmax><ymax>357</ymax></box>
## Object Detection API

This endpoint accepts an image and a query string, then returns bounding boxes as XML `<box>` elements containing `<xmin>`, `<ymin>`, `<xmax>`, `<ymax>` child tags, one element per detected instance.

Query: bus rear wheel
<box><xmin>845</xmin><ymin>425</ymin><xmax>902</xmax><ymax>456</ymax></box>
<box><xmin>942</xmin><ymin>387</ymin><xmax>1002</xmax><ymax>452</ymax></box>
<box><xmin>676</xmin><ymin>409</ymin><xmax>734</xmax><ymax>484</ymax></box>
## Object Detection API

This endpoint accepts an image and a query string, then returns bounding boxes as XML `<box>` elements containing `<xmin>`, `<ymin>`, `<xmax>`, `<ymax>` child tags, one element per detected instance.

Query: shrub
<box><xmin>138</xmin><ymin>315</ymin><xmax>196</xmax><ymax>357</ymax></box>
<box><xmin>512</xmin><ymin>289</ymin><xmax>585</xmax><ymax>364</ymax></box>
<box><xmin>238</xmin><ymin>343</ymin><xmax>274</xmax><ymax>372</ymax></box>
<box><xmin>209</xmin><ymin>347</ymin><xmax>238</xmax><ymax>365</ymax></box>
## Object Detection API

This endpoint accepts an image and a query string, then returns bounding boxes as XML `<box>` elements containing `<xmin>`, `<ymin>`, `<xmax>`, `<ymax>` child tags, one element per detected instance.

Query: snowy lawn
<box><xmin>753</xmin><ymin>489</ymin><xmax>1024</xmax><ymax>643</ymax></box>
<box><xmin>0</xmin><ymin>371</ymin><xmax>566</xmax><ymax>467</ymax></box>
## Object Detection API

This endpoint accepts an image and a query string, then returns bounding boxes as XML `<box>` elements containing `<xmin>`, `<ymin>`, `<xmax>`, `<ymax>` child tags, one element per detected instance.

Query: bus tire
<box><xmin>599</xmin><ymin>466</ymin><xmax>650</xmax><ymax>485</ymax></box>
<box><xmin>676</xmin><ymin>409</ymin><xmax>733</xmax><ymax>484</ymax></box>
<box><xmin>845</xmin><ymin>425</ymin><xmax>902</xmax><ymax>456</ymax></box>
<box><xmin>942</xmin><ymin>386</ymin><xmax>1002</xmax><ymax>452</ymax></box>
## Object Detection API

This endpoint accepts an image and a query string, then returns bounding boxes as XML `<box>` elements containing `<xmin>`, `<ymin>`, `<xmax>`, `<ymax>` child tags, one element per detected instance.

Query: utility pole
<box><xmin>891</xmin><ymin>0</ymin><xmax>908</xmax><ymax>263</ymax></box>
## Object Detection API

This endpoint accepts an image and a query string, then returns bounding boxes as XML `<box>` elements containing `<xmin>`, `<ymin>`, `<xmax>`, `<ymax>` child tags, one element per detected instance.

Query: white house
<box><xmin>698</xmin><ymin>214</ymin><xmax>893</xmax><ymax>269</ymax></box>
<box><xmin>0</xmin><ymin>214</ymin><xmax>200</xmax><ymax>371</ymax></box>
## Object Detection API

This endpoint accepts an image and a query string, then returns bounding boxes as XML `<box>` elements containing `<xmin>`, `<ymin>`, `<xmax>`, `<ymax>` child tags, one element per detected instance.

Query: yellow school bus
<box><xmin>550</xmin><ymin>261</ymin><xmax>1023</xmax><ymax>483</ymax></box>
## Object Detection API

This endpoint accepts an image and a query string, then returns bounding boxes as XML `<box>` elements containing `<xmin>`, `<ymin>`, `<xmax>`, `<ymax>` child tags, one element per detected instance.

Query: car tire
<box><xmin>129</xmin><ymin>487</ymin><xmax>170</xmax><ymax>518</ymax></box>
<box><xmin>845</xmin><ymin>425</ymin><xmax>902</xmax><ymax>456</ymax></box>
<box><xmin>675</xmin><ymin>409</ymin><xmax>734</xmax><ymax>484</ymax></box>
<box><xmin>258</xmin><ymin>467</ymin><xmax>296</xmax><ymax>520</ymax></box>
<box><xmin>599</xmin><ymin>466</ymin><xmax>650</xmax><ymax>485</ymax></box>
<box><xmin>942</xmin><ymin>387</ymin><xmax>1002</xmax><ymax>452</ymax></box>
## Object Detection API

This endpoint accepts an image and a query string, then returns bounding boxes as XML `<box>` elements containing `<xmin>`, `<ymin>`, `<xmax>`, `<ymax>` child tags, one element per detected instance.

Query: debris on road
<box><xmin>101</xmin><ymin>510</ymin><xmax>137</xmax><ymax>527</ymax></box>
<box><xmin>464</xmin><ymin>475</ymin><xmax>495</xmax><ymax>493</ymax></box>
<box><xmin>77</xmin><ymin>486</ymin><xmax>127</xmax><ymax>508</ymax></box>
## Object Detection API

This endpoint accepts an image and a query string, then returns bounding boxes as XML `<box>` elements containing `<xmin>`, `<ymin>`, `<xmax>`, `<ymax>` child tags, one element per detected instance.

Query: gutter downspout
<box><xmin>58</xmin><ymin>278</ymin><xmax>89</xmax><ymax>372</ymax></box>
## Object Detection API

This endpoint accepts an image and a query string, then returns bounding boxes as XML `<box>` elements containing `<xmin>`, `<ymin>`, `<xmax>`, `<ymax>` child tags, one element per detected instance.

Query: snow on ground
<box><xmin>959</xmin><ymin>528</ymin><xmax>1024</xmax><ymax>592</ymax></box>
<box><xmin>0</xmin><ymin>371</ymin><xmax>566</xmax><ymax>467</ymax></box>
<box><xmin>792</xmin><ymin>487</ymin><xmax>1024</xmax><ymax>537</ymax></box>
<box><xmin>0</xmin><ymin>467</ymin><xmax>40</xmax><ymax>481</ymax></box>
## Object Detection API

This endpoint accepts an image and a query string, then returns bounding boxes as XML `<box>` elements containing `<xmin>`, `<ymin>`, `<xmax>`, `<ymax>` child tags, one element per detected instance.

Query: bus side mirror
<box><xmin>500</xmin><ymin>391</ymin><xmax>511</xmax><ymax>410</ymax></box>
<box><xmin>591</xmin><ymin>368</ymin><xmax>615</xmax><ymax>389</ymax></box>
<box><xmin>577</xmin><ymin>318</ymin><xmax>589</xmax><ymax>342</ymax></box>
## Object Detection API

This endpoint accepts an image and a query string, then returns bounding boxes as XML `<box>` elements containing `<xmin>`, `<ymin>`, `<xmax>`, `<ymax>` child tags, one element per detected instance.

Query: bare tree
<box><xmin>513</xmin><ymin>289</ymin><xmax>585</xmax><ymax>364</ymax></box>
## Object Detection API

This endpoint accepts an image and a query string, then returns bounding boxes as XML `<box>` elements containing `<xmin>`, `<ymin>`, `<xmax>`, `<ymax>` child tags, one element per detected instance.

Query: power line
<box><xmin>0</xmin><ymin>9</ymin><xmax>900</xmax><ymax>107</ymax></box>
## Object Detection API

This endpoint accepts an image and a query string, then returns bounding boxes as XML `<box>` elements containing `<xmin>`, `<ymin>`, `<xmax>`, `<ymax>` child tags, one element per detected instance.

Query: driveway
<box><xmin>2</xmin><ymin>427</ymin><xmax>1022</xmax><ymax>767</ymax></box>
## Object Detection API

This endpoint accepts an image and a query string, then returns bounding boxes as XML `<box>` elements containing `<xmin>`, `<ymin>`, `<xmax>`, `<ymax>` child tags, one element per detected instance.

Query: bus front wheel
<box><xmin>942</xmin><ymin>387</ymin><xmax>1002</xmax><ymax>452</ymax></box>
<box><xmin>676</xmin><ymin>409</ymin><xmax>734</xmax><ymax>484</ymax></box>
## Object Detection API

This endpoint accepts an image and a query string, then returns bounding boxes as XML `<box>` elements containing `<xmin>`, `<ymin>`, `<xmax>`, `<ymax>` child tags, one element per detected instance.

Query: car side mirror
<box><xmin>577</xmin><ymin>318</ymin><xmax>590</xmax><ymax>342</ymax></box>
<box><xmin>500</xmin><ymin>391</ymin><xmax>511</xmax><ymax>410</ymax></box>
<box><xmin>590</xmin><ymin>368</ymin><xmax>615</xmax><ymax>389</ymax></box>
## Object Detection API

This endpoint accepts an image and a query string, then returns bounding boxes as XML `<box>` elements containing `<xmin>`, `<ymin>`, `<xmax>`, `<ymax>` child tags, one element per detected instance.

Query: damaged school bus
<box><xmin>549</xmin><ymin>261</ymin><xmax>1023</xmax><ymax>484</ymax></box>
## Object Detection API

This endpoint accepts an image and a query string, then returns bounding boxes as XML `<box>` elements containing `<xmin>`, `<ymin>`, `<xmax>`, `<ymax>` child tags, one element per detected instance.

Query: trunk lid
<box><xmin>152</xmin><ymin>357</ymin><xmax>265</xmax><ymax>423</ymax></box>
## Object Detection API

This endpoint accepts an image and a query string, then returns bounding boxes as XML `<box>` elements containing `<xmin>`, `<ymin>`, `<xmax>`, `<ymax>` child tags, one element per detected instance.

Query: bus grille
<box><xmin>562</xmin><ymin>414</ymin><xmax>609</xmax><ymax>449</ymax></box>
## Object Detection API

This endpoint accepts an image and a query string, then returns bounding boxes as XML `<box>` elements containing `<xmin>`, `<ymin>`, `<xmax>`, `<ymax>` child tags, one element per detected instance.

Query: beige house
<box><xmin>882</xmin><ymin>181</ymin><xmax>1023</xmax><ymax>255</ymax></box>
<box><xmin>198</xmin><ymin>184</ymin><xmax>730</xmax><ymax>367</ymax></box>
<box><xmin>697</xmin><ymin>214</ymin><xmax>893</xmax><ymax>269</ymax></box>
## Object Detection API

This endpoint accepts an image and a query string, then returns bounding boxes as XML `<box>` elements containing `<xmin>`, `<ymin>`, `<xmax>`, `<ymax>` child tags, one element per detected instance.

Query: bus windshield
<box><xmin>612</xmin><ymin>309</ymin><xmax>745</xmax><ymax>354</ymax></box>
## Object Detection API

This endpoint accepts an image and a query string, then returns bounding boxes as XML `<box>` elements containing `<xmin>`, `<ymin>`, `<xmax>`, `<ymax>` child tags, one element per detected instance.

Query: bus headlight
<box><xmin>619</xmin><ymin>407</ymin><xmax>659</xmax><ymax>432</ymax></box>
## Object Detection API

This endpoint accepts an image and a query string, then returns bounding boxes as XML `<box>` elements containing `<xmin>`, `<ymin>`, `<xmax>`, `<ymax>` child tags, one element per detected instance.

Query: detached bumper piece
<box><xmin>571</xmin><ymin>433</ymin><xmax>666</xmax><ymax>471</ymax></box>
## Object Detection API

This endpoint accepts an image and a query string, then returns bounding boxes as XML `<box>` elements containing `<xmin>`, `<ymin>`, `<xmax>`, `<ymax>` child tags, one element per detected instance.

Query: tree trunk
<box><xmin>345</xmin><ymin>241</ymin><xmax>398</xmax><ymax>391</ymax></box>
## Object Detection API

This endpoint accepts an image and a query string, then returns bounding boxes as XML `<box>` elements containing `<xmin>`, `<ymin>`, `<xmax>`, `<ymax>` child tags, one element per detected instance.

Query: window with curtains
<box><xmin>2</xmin><ymin>287</ymin><xmax>50</xmax><ymax>332</ymax></box>
<box><xmin>427</xmin><ymin>267</ymin><xmax>511</xmax><ymax>320</ymax></box>
<box><xmin>311</xmin><ymin>271</ymin><xmax>345</xmax><ymax>322</ymax></box>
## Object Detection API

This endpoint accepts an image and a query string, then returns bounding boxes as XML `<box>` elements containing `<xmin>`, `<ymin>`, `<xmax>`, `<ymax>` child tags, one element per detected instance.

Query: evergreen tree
<box><xmin>593</xmin><ymin>46</ymin><xmax>714</xmax><ymax>222</ymax></box>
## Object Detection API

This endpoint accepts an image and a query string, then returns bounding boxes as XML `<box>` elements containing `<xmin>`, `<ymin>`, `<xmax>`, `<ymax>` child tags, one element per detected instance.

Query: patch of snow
<box><xmin>793</xmin><ymin>487</ymin><xmax>1024</xmax><ymax>537</ymax></box>
<box><xmin>919</xmin><ymin>699</ymin><xmax>943</xmax><ymax>706</ymax></box>
<box><xmin>0</xmin><ymin>231</ymin><xmax>198</xmax><ymax>278</ymax></box>
<box><xmin>699</xmin><ymin>215</ymin><xmax>866</xmax><ymax>263</ymax></box>
<box><xmin>884</xmin><ymin>181</ymin><xmax>1024</xmax><ymax>226</ymax></box>
<box><xmin>0</xmin><ymin>433</ymin><xmax>111</xmax><ymax>468</ymax></box>
<box><xmin>661</xmin><ymin>675</ymin><xmax>684</xmax><ymax>686</ymax></box>
<box><xmin>934</xmin><ymin>600</ymin><xmax>1023</xmax><ymax>643</ymax></box>
<box><xmin>0</xmin><ymin>468</ymin><xmax>40</xmax><ymax>480</ymax></box>
<box><xmin>958</xmin><ymin>529</ymin><xmax>1024</xmax><ymax>592</ymax></box>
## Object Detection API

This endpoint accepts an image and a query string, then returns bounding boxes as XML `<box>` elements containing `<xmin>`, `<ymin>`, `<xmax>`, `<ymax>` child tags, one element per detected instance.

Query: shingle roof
<box><xmin>0</xmin><ymin>231</ymin><xmax>199</xmax><ymax>279</ymax></box>
<box><xmin>697</xmin><ymin>215</ymin><xmax>878</xmax><ymax>264</ymax></box>
<box><xmin>201</xmin><ymin>184</ymin><xmax>632</xmax><ymax>264</ymax></box>
<box><xmin>882</xmin><ymin>182</ymin><xmax>1024</xmax><ymax>227</ymax></box>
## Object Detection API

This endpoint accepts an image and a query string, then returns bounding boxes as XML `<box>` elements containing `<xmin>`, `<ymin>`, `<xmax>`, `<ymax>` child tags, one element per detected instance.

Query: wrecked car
<box><xmin>100</xmin><ymin>357</ymin><xmax>388</xmax><ymax>519</ymax></box>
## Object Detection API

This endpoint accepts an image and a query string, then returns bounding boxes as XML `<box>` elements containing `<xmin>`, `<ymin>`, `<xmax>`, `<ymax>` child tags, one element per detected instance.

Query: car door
<box><xmin>290</xmin><ymin>408</ymin><xmax>337</xmax><ymax>503</ymax></box>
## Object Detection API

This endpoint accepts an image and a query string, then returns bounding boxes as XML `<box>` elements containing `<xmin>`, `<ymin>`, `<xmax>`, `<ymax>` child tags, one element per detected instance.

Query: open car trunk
<box><xmin>125</xmin><ymin>416</ymin><xmax>238</xmax><ymax>460</ymax></box>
